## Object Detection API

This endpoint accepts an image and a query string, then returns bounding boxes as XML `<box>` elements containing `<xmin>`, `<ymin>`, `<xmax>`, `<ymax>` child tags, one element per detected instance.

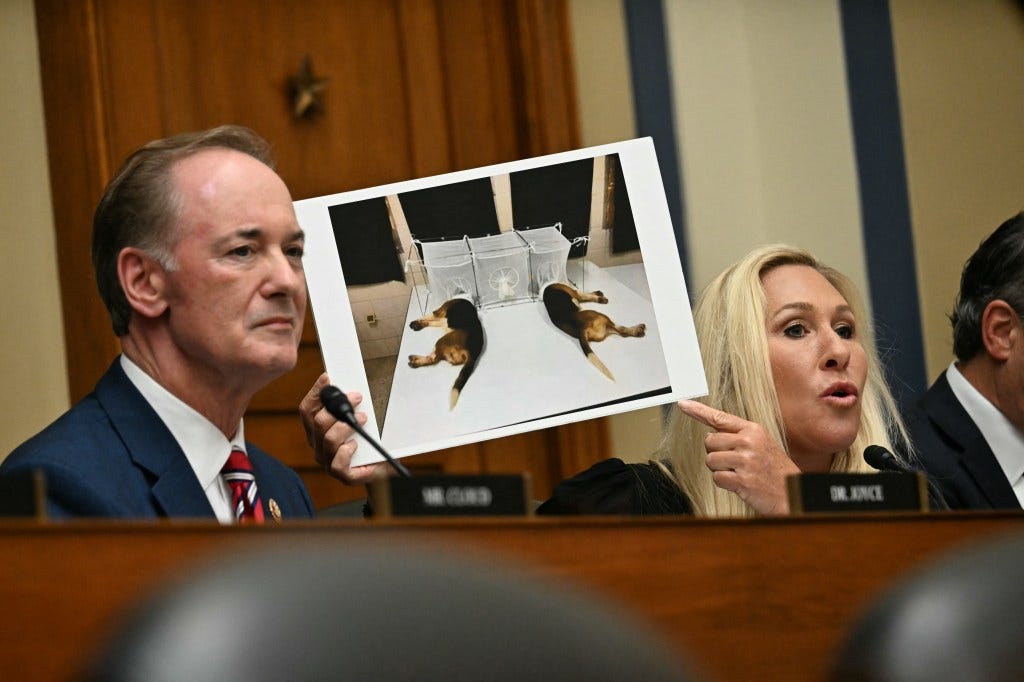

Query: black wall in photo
<box><xmin>400</xmin><ymin>178</ymin><xmax>499</xmax><ymax>254</ymax></box>
<box><xmin>509</xmin><ymin>158</ymin><xmax>593</xmax><ymax>258</ymax></box>
<box><xmin>328</xmin><ymin>198</ymin><xmax>404</xmax><ymax>286</ymax></box>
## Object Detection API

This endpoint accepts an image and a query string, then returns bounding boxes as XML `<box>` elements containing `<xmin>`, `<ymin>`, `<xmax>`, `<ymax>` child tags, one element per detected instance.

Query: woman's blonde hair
<box><xmin>661</xmin><ymin>244</ymin><xmax>909</xmax><ymax>517</ymax></box>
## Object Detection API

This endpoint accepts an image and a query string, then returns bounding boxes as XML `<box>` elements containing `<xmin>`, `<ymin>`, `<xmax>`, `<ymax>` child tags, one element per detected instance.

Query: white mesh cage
<box><xmin>517</xmin><ymin>223</ymin><xmax>571</xmax><ymax>294</ymax></box>
<box><xmin>467</xmin><ymin>232</ymin><xmax>532</xmax><ymax>307</ymax></box>
<box><xmin>417</xmin><ymin>238</ymin><xmax>477</xmax><ymax>305</ymax></box>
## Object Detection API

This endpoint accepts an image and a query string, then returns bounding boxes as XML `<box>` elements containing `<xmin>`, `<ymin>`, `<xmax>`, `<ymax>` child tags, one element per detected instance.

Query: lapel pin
<box><xmin>269</xmin><ymin>498</ymin><xmax>282</xmax><ymax>523</ymax></box>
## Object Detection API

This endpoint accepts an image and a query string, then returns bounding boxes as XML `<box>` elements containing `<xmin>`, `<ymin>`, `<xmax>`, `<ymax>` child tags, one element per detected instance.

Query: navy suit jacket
<box><xmin>1</xmin><ymin>360</ymin><xmax>315</xmax><ymax>520</ymax></box>
<box><xmin>904</xmin><ymin>372</ymin><xmax>1021</xmax><ymax>511</ymax></box>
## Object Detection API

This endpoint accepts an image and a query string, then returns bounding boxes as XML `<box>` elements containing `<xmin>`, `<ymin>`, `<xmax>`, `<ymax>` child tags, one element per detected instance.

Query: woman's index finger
<box><xmin>676</xmin><ymin>399</ymin><xmax>745</xmax><ymax>433</ymax></box>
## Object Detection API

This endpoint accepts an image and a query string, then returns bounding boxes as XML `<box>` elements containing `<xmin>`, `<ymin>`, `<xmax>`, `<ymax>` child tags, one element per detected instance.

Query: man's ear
<box><xmin>118</xmin><ymin>247</ymin><xmax>170</xmax><ymax>320</ymax></box>
<box><xmin>980</xmin><ymin>299</ymin><xmax>1019</xmax><ymax>362</ymax></box>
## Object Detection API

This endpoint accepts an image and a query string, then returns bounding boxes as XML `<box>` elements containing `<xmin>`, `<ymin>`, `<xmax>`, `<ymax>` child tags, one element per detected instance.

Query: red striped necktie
<box><xmin>221</xmin><ymin>447</ymin><xmax>265</xmax><ymax>524</ymax></box>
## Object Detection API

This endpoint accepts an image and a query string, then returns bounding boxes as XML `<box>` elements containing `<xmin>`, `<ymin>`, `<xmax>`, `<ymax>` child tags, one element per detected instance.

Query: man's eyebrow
<box><xmin>211</xmin><ymin>229</ymin><xmax>254</xmax><ymax>249</ymax></box>
<box><xmin>213</xmin><ymin>227</ymin><xmax>305</xmax><ymax>247</ymax></box>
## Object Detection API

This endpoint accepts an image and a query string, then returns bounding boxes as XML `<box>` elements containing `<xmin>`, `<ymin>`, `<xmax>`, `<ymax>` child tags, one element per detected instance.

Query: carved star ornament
<box><xmin>288</xmin><ymin>56</ymin><xmax>327</xmax><ymax>120</ymax></box>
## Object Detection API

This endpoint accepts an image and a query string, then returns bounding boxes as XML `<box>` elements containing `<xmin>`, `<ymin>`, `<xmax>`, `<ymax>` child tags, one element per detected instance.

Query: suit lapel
<box><xmin>923</xmin><ymin>374</ymin><xmax>1020</xmax><ymax>508</ymax></box>
<box><xmin>248</xmin><ymin>456</ymin><xmax>276</xmax><ymax>519</ymax></box>
<box><xmin>247</xmin><ymin>447</ymin><xmax>295</xmax><ymax>519</ymax></box>
<box><xmin>95</xmin><ymin>361</ymin><xmax>217</xmax><ymax>518</ymax></box>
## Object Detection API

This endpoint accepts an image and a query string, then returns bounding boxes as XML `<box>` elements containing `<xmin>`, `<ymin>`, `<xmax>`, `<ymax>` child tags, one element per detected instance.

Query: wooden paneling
<box><xmin>436</xmin><ymin>0</ymin><xmax>522</xmax><ymax>168</ymax></box>
<box><xmin>510</xmin><ymin>0</ymin><xmax>581</xmax><ymax>153</ymax></box>
<box><xmin>34</xmin><ymin>0</ymin><xmax>604</xmax><ymax>512</ymax></box>
<box><xmin>93</xmin><ymin>0</ymin><xmax>164</xmax><ymax>158</ymax></box>
<box><xmin>34</xmin><ymin>0</ymin><xmax>122</xmax><ymax>396</ymax></box>
<box><xmin>149</xmin><ymin>0</ymin><xmax>416</xmax><ymax>198</ymax></box>
<box><xmin>395</xmin><ymin>0</ymin><xmax>452</xmax><ymax>177</ymax></box>
<box><xmin>1</xmin><ymin>514</ymin><xmax>1021</xmax><ymax>680</ymax></box>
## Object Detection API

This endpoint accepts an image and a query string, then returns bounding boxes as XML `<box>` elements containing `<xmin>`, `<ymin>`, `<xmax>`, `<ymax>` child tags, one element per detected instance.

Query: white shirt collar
<box><xmin>946</xmin><ymin>361</ymin><xmax>1024</xmax><ymax>494</ymax></box>
<box><xmin>120</xmin><ymin>355</ymin><xmax>244</xmax><ymax>522</ymax></box>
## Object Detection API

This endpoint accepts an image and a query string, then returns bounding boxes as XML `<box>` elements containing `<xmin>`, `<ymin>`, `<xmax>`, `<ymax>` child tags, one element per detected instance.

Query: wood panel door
<box><xmin>35</xmin><ymin>0</ymin><xmax>609</xmax><ymax>509</ymax></box>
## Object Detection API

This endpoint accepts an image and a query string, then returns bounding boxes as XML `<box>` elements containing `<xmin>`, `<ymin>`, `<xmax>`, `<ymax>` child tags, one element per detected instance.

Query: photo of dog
<box><xmin>408</xmin><ymin>297</ymin><xmax>485</xmax><ymax>409</ymax></box>
<box><xmin>542</xmin><ymin>282</ymin><xmax>646</xmax><ymax>381</ymax></box>
<box><xmin>300</xmin><ymin>138</ymin><xmax>699</xmax><ymax>461</ymax></box>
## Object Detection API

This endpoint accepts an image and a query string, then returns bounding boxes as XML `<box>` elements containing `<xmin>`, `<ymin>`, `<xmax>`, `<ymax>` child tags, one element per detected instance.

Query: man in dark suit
<box><xmin>905</xmin><ymin>212</ymin><xmax>1024</xmax><ymax>510</ymax></box>
<box><xmin>1</xmin><ymin>125</ymin><xmax>375</xmax><ymax>520</ymax></box>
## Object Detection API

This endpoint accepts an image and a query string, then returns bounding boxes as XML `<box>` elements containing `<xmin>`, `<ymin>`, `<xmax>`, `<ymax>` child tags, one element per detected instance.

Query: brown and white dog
<box><xmin>408</xmin><ymin>297</ymin><xmax>485</xmax><ymax>409</ymax></box>
<box><xmin>542</xmin><ymin>282</ymin><xmax>645</xmax><ymax>381</ymax></box>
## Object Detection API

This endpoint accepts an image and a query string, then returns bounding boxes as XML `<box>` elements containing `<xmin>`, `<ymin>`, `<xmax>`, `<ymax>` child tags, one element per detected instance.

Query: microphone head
<box><xmin>319</xmin><ymin>385</ymin><xmax>355</xmax><ymax>423</ymax></box>
<box><xmin>318</xmin><ymin>384</ymin><xmax>410</xmax><ymax>478</ymax></box>
<box><xmin>864</xmin><ymin>445</ymin><xmax>899</xmax><ymax>472</ymax></box>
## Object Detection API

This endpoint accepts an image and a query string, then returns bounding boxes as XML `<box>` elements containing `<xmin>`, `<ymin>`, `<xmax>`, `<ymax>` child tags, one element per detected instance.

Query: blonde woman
<box><xmin>538</xmin><ymin>244</ymin><xmax>910</xmax><ymax>517</ymax></box>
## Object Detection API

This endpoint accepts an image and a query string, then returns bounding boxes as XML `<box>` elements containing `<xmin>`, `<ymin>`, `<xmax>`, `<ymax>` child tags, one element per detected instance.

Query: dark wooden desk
<box><xmin>1</xmin><ymin>513</ymin><xmax>1021</xmax><ymax>681</ymax></box>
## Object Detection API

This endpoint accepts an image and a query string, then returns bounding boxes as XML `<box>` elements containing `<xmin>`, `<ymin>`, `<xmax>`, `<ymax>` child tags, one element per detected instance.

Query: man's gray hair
<box><xmin>92</xmin><ymin>125</ymin><xmax>275</xmax><ymax>336</ymax></box>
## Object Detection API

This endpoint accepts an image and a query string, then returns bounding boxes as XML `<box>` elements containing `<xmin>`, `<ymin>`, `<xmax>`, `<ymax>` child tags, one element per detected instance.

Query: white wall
<box><xmin>666</xmin><ymin>0</ymin><xmax>868</xmax><ymax>296</ymax></box>
<box><xmin>0</xmin><ymin>0</ymin><xmax>69</xmax><ymax>459</ymax></box>
<box><xmin>568</xmin><ymin>0</ymin><xmax>637</xmax><ymax>148</ymax></box>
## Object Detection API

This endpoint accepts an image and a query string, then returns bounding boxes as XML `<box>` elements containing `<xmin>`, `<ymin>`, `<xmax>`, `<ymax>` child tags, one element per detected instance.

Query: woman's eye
<box><xmin>783</xmin><ymin>324</ymin><xmax>806</xmax><ymax>338</ymax></box>
<box><xmin>836</xmin><ymin>325</ymin><xmax>854</xmax><ymax>339</ymax></box>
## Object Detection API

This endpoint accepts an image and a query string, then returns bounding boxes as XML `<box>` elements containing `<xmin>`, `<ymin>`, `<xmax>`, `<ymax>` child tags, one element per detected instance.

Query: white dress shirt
<box><xmin>120</xmin><ymin>355</ymin><xmax>245</xmax><ymax>523</ymax></box>
<box><xmin>946</xmin><ymin>362</ymin><xmax>1024</xmax><ymax>506</ymax></box>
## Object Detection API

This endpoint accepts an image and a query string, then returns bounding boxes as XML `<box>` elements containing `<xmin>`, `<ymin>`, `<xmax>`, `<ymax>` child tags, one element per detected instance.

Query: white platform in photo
<box><xmin>382</xmin><ymin>262</ymin><xmax>669</xmax><ymax>455</ymax></box>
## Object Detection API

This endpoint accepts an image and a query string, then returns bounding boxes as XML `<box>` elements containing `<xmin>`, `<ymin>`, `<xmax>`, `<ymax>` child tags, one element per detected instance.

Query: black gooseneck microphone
<box><xmin>863</xmin><ymin>445</ymin><xmax>949</xmax><ymax>510</ymax></box>
<box><xmin>319</xmin><ymin>385</ymin><xmax>411</xmax><ymax>478</ymax></box>
<box><xmin>863</xmin><ymin>444</ymin><xmax>903</xmax><ymax>472</ymax></box>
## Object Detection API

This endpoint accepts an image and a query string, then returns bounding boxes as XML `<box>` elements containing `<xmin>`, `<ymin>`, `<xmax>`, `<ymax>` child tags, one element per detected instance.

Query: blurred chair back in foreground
<box><xmin>84</xmin><ymin>540</ymin><xmax>697</xmax><ymax>681</ymax></box>
<box><xmin>831</xmin><ymin>531</ymin><xmax>1024</xmax><ymax>682</ymax></box>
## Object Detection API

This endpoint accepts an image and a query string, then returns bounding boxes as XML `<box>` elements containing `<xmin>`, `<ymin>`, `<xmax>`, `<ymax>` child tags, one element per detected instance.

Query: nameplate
<box><xmin>0</xmin><ymin>469</ymin><xmax>47</xmax><ymax>519</ymax></box>
<box><xmin>787</xmin><ymin>472</ymin><xmax>928</xmax><ymax>514</ymax></box>
<box><xmin>370</xmin><ymin>474</ymin><xmax>532</xmax><ymax>518</ymax></box>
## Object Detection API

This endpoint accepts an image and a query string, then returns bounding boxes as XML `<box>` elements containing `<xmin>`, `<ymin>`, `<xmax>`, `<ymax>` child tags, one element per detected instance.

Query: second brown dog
<box><xmin>542</xmin><ymin>282</ymin><xmax>646</xmax><ymax>381</ymax></box>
